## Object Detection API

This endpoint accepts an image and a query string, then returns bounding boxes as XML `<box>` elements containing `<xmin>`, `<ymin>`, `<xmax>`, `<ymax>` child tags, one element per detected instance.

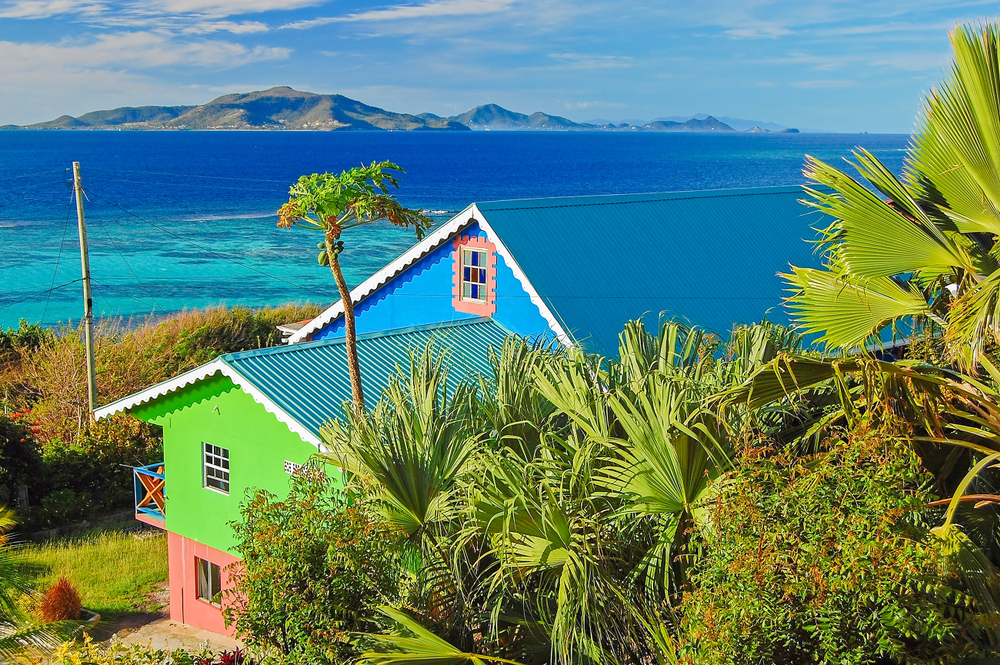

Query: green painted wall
<box><xmin>142</xmin><ymin>383</ymin><xmax>328</xmax><ymax>554</ymax></box>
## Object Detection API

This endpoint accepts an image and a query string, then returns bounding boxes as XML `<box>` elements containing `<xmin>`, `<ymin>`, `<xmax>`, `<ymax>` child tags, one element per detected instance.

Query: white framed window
<box><xmin>196</xmin><ymin>557</ymin><xmax>222</xmax><ymax>606</ymax></box>
<box><xmin>461</xmin><ymin>247</ymin><xmax>488</xmax><ymax>303</ymax></box>
<box><xmin>203</xmin><ymin>443</ymin><xmax>230</xmax><ymax>494</ymax></box>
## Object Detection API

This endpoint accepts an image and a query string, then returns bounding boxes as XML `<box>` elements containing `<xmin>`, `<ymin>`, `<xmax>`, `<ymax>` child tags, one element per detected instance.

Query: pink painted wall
<box><xmin>167</xmin><ymin>531</ymin><xmax>241</xmax><ymax>637</ymax></box>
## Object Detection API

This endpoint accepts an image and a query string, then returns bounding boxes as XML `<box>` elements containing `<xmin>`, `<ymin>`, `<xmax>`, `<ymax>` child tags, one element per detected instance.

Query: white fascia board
<box><xmin>469</xmin><ymin>204</ymin><xmax>575</xmax><ymax>348</ymax></box>
<box><xmin>287</xmin><ymin>206</ymin><xmax>479</xmax><ymax>344</ymax></box>
<box><xmin>213</xmin><ymin>363</ymin><xmax>326</xmax><ymax>451</ymax></box>
<box><xmin>94</xmin><ymin>359</ymin><xmax>326</xmax><ymax>452</ymax></box>
<box><xmin>93</xmin><ymin>360</ymin><xmax>228</xmax><ymax>421</ymax></box>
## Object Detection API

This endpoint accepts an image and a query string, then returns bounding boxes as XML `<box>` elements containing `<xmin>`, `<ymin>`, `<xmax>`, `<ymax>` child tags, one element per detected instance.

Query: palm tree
<box><xmin>331</xmin><ymin>320</ymin><xmax>801</xmax><ymax>665</ymax></box>
<box><xmin>278</xmin><ymin>161</ymin><xmax>431</xmax><ymax>416</ymax></box>
<box><xmin>0</xmin><ymin>507</ymin><xmax>77</xmax><ymax>660</ymax></box>
<box><xmin>785</xmin><ymin>24</ymin><xmax>1000</xmax><ymax>371</ymax></box>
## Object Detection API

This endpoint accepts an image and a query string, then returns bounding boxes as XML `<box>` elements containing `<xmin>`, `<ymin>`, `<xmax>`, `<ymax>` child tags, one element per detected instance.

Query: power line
<box><xmin>0</xmin><ymin>279</ymin><xmax>84</xmax><ymax>312</ymax></box>
<box><xmin>39</xmin><ymin>196</ymin><xmax>76</xmax><ymax>325</ymax></box>
<box><xmin>84</xmin><ymin>187</ymin><xmax>338</xmax><ymax>301</ymax></box>
<box><xmin>87</xmin><ymin>167</ymin><xmax>294</xmax><ymax>185</ymax></box>
<box><xmin>90</xmin><ymin>206</ymin><xmax>162</xmax><ymax>314</ymax></box>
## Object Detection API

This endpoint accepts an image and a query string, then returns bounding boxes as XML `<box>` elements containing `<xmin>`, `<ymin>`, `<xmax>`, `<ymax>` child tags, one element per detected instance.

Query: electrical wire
<box><xmin>39</xmin><ymin>196</ymin><xmax>76</xmax><ymax>325</ymax></box>
<box><xmin>89</xmin><ymin>206</ymin><xmax>162</xmax><ymax>314</ymax></box>
<box><xmin>0</xmin><ymin>279</ymin><xmax>84</xmax><ymax>312</ymax></box>
<box><xmin>87</xmin><ymin>167</ymin><xmax>294</xmax><ymax>185</ymax></box>
<box><xmin>84</xmin><ymin>187</ymin><xmax>337</xmax><ymax>301</ymax></box>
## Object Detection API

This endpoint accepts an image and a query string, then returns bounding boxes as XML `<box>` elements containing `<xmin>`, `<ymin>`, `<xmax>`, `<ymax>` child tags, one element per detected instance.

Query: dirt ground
<box><xmin>93</xmin><ymin>581</ymin><xmax>241</xmax><ymax>653</ymax></box>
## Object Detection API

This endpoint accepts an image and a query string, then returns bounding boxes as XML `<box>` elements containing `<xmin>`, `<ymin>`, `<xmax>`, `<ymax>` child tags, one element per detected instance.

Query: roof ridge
<box><xmin>223</xmin><ymin>316</ymin><xmax>497</xmax><ymax>362</ymax></box>
<box><xmin>475</xmin><ymin>185</ymin><xmax>805</xmax><ymax>212</ymax></box>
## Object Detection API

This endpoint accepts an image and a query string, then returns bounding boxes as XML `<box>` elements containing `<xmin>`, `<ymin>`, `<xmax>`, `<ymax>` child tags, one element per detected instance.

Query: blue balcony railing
<box><xmin>134</xmin><ymin>463</ymin><xmax>165</xmax><ymax>525</ymax></box>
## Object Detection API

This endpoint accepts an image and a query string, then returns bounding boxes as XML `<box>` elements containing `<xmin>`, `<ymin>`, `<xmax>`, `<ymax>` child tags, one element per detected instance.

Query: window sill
<box><xmin>195</xmin><ymin>597</ymin><xmax>222</xmax><ymax>609</ymax></box>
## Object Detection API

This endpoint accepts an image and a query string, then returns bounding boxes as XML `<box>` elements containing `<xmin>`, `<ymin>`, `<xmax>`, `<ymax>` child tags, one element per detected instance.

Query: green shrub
<box><xmin>51</xmin><ymin>634</ymin><xmax>198</xmax><ymax>665</ymax></box>
<box><xmin>0</xmin><ymin>304</ymin><xmax>319</xmax><ymax>528</ymax></box>
<box><xmin>681</xmin><ymin>428</ymin><xmax>984</xmax><ymax>665</ymax></box>
<box><xmin>0</xmin><ymin>408</ymin><xmax>42</xmax><ymax>507</ymax></box>
<box><xmin>226</xmin><ymin>470</ymin><xmax>403</xmax><ymax>665</ymax></box>
<box><xmin>41</xmin><ymin>415</ymin><xmax>163</xmax><ymax>511</ymax></box>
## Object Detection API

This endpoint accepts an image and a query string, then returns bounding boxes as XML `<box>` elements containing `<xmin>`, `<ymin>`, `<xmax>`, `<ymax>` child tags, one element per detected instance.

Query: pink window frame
<box><xmin>452</xmin><ymin>235</ymin><xmax>497</xmax><ymax>316</ymax></box>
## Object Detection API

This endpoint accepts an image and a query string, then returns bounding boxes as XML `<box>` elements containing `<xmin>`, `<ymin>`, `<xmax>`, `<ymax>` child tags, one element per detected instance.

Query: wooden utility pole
<box><xmin>73</xmin><ymin>162</ymin><xmax>97</xmax><ymax>419</ymax></box>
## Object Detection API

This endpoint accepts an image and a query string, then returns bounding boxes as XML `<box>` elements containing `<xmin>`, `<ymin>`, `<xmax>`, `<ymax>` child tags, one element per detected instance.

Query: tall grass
<box><xmin>17</xmin><ymin>525</ymin><xmax>167</xmax><ymax>616</ymax></box>
<box><xmin>1</xmin><ymin>303</ymin><xmax>322</xmax><ymax>444</ymax></box>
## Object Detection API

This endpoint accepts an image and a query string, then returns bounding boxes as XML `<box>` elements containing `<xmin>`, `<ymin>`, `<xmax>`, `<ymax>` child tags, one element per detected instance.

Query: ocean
<box><xmin>0</xmin><ymin>131</ymin><xmax>910</xmax><ymax>328</ymax></box>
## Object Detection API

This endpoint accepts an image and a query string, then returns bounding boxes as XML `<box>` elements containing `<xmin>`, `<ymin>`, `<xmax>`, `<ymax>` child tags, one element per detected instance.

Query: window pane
<box><xmin>471</xmin><ymin>285</ymin><xmax>479</xmax><ymax>299</ymax></box>
<box><xmin>197</xmin><ymin>558</ymin><xmax>210</xmax><ymax>601</ymax></box>
<box><xmin>211</xmin><ymin>562</ymin><xmax>222</xmax><ymax>604</ymax></box>
<box><xmin>464</xmin><ymin>267</ymin><xmax>470</xmax><ymax>281</ymax></box>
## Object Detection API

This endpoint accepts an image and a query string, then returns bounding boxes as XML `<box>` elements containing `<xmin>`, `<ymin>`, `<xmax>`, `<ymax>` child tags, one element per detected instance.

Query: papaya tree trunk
<box><xmin>326</xmin><ymin>238</ymin><xmax>365</xmax><ymax>418</ymax></box>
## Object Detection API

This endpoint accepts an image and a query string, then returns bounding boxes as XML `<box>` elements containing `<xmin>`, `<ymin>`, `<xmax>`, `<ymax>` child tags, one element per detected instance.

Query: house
<box><xmin>98</xmin><ymin>186</ymin><xmax>823</xmax><ymax>638</ymax></box>
<box><xmin>95</xmin><ymin>318</ymin><xmax>510</xmax><ymax>636</ymax></box>
<box><xmin>288</xmin><ymin>186</ymin><xmax>823</xmax><ymax>355</ymax></box>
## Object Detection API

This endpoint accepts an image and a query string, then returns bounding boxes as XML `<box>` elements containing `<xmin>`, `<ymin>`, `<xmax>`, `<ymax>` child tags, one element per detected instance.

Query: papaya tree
<box><xmin>278</xmin><ymin>161</ymin><xmax>431</xmax><ymax>416</ymax></box>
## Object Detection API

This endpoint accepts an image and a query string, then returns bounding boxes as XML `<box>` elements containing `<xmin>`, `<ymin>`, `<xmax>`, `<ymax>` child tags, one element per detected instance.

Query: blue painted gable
<box><xmin>313</xmin><ymin>222</ymin><xmax>553</xmax><ymax>343</ymax></box>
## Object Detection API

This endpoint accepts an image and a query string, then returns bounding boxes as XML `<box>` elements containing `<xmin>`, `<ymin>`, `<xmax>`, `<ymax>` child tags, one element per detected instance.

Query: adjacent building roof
<box><xmin>477</xmin><ymin>187</ymin><xmax>824</xmax><ymax>355</ymax></box>
<box><xmin>95</xmin><ymin>317</ymin><xmax>511</xmax><ymax>448</ymax></box>
<box><xmin>290</xmin><ymin>186</ymin><xmax>825</xmax><ymax>355</ymax></box>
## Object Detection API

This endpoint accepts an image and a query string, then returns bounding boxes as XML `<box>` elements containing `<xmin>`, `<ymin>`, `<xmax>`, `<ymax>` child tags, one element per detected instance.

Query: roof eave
<box><xmin>287</xmin><ymin>204</ymin><xmax>480</xmax><ymax>344</ymax></box>
<box><xmin>93</xmin><ymin>358</ymin><xmax>325</xmax><ymax>450</ymax></box>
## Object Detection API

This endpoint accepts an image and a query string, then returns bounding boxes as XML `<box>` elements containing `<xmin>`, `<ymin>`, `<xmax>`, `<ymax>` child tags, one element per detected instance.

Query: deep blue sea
<box><xmin>0</xmin><ymin>131</ymin><xmax>909</xmax><ymax>328</ymax></box>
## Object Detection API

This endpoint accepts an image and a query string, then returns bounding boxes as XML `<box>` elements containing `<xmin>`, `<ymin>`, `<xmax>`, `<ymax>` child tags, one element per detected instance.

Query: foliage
<box><xmin>319</xmin><ymin>321</ymin><xmax>801</xmax><ymax>665</ymax></box>
<box><xmin>39</xmin><ymin>578</ymin><xmax>81</xmax><ymax>622</ymax></box>
<box><xmin>681</xmin><ymin>429</ymin><xmax>983</xmax><ymax>665</ymax></box>
<box><xmin>783</xmin><ymin>24</ymin><xmax>1000</xmax><ymax>370</ymax></box>
<box><xmin>0</xmin><ymin>508</ymin><xmax>79</xmax><ymax>661</ymax></box>
<box><xmin>0</xmin><ymin>409</ymin><xmax>42</xmax><ymax>507</ymax></box>
<box><xmin>18</xmin><ymin>522</ymin><xmax>168</xmax><ymax>617</ymax></box>
<box><xmin>226</xmin><ymin>470</ymin><xmax>404</xmax><ymax>665</ymax></box>
<box><xmin>0</xmin><ymin>303</ymin><xmax>319</xmax><ymax>528</ymax></box>
<box><xmin>277</xmin><ymin>161</ymin><xmax>431</xmax><ymax>414</ymax></box>
<box><xmin>48</xmin><ymin>634</ymin><xmax>200</xmax><ymax>665</ymax></box>
<box><xmin>0</xmin><ymin>320</ymin><xmax>52</xmax><ymax>360</ymax></box>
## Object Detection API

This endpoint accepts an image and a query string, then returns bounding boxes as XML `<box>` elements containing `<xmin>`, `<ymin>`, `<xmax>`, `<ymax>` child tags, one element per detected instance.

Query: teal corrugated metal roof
<box><xmin>477</xmin><ymin>186</ymin><xmax>825</xmax><ymax>356</ymax></box>
<box><xmin>223</xmin><ymin>317</ymin><xmax>509</xmax><ymax>435</ymax></box>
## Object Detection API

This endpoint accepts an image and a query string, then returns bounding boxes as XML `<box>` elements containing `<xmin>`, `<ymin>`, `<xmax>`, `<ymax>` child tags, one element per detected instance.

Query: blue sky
<box><xmin>0</xmin><ymin>0</ymin><xmax>993</xmax><ymax>131</ymax></box>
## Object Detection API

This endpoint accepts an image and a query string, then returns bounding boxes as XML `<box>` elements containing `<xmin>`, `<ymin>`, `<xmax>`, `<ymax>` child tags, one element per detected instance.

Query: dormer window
<box><xmin>461</xmin><ymin>248</ymin><xmax>488</xmax><ymax>303</ymax></box>
<box><xmin>452</xmin><ymin>234</ymin><xmax>497</xmax><ymax>316</ymax></box>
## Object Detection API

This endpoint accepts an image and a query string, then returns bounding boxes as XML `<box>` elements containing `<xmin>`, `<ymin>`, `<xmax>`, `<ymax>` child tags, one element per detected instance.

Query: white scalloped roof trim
<box><xmin>94</xmin><ymin>360</ymin><xmax>227</xmax><ymax>421</ymax></box>
<box><xmin>94</xmin><ymin>358</ymin><xmax>326</xmax><ymax>451</ymax></box>
<box><xmin>287</xmin><ymin>204</ymin><xmax>573</xmax><ymax>348</ymax></box>
<box><xmin>471</xmin><ymin>206</ymin><xmax>573</xmax><ymax>348</ymax></box>
<box><xmin>287</xmin><ymin>207</ymin><xmax>477</xmax><ymax>344</ymax></box>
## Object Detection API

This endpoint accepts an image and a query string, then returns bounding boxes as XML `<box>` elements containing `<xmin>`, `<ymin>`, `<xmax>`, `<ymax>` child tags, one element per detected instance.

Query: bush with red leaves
<box><xmin>39</xmin><ymin>577</ymin><xmax>82</xmax><ymax>622</ymax></box>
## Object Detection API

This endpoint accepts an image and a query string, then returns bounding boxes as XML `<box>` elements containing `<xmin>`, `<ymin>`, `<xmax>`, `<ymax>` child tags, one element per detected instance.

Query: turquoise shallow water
<box><xmin>0</xmin><ymin>131</ymin><xmax>909</xmax><ymax>328</ymax></box>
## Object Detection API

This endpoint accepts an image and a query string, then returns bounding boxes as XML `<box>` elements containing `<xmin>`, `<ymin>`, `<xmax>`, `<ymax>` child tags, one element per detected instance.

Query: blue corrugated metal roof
<box><xmin>223</xmin><ymin>317</ymin><xmax>509</xmax><ymax>435</ymax></box>
<box><xmin>477</xmin><ymin>186</ymin><xmax>825</xmax><ymax>356</ymax></box>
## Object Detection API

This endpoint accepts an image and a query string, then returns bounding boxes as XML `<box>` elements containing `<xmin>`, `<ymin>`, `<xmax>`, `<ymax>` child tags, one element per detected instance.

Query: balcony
<box><xmin>134</xmin><ymin>463</ymin><xmax>165</xmax><ymax>528</ymax></box>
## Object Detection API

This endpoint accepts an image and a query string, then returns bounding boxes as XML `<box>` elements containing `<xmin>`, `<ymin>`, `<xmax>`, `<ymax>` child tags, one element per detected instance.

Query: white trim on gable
<box><xmin>94</xmin><ymin>360</ymin><xmax>228</xmax><ymax>421</ymax></box>
<box><xmin>286</xmin><ymin>204</ymin><xmax>575</xmax><ymax>348</ymax></box>
<box><xmin>94</xmin><ymin>359</ymin><xmax>326</xmax><ymax>451</ymax></box>
<box><xmin>286</xmin><ymin>206</ymin><xmax>478</xmax><ymax>344</ymax></box>
<box><xmin>468</xmin><ymin>205</ymin><xmax>574</xmax><ymax>348</ymax></box>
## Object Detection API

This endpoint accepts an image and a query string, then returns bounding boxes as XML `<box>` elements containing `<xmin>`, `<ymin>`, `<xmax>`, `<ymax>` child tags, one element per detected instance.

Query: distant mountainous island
<box><xmin>2</xmin><ymin>87</ymin><xmax>798</xmax><ymax>133</ymax></box>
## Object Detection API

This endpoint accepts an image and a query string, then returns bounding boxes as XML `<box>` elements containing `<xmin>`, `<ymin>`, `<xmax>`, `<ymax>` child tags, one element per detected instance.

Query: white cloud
<box><xmin>283</xmin><ymin>0</ymin><xmax>513</xmax><ymax>29</ymax></box>
<box><xmin>790</xmin><ymin>79</ymin><xmax>856</xmax><ymax>88</ymax></box>
<box><xmin>724</xmin><ymin>23</ymin><xmax>793</xmax><ymax>39</ymax></box>
<box><xmin>547</xmin><ymin>52</ymin><xmax>632</xmax><ymax>69</ymax></box>
<box><xmin>181</xmin><ymin>19</ymin><xmax>270</xmax><ymax>33</ymax></box>
<box><xmin>149</xmin><ymin>0</ymin><xmax>328</xmax><ymax>16</ymax></box>
<box><xmin>0</xmin><ymin>32</ymin><xmax>288</xmax><ymax>71</ymax></box>
<box><xmin>0</xmin><ymin>0</ymin><xmax>105</xmax><ymax>18</ymax></box>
